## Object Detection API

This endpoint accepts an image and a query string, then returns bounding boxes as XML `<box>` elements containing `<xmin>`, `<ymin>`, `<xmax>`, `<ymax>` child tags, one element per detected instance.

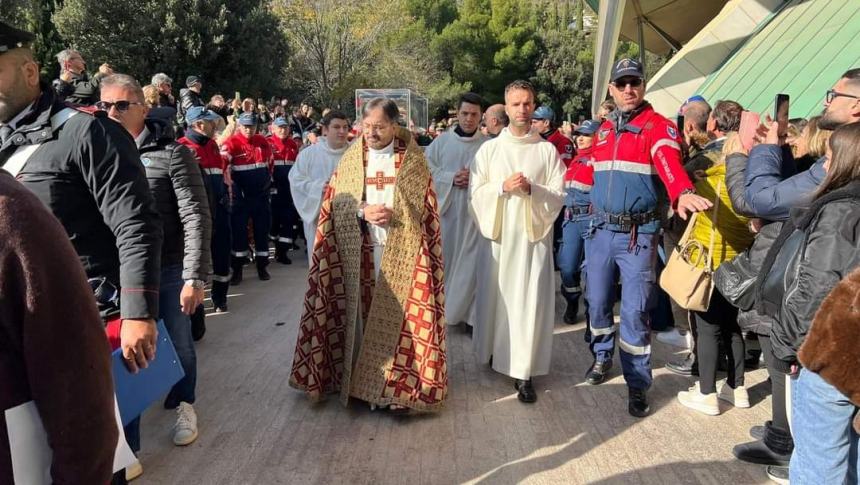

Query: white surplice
<box><xmin>288</xmin><ymin>138</ymin><xmax>348</xmax><ymax>261</ymax></box>
<box><xmin>425</xmin><ymin>128</ymin><xmax>487</xmax><ymax>326</ymax></box>
<box><xmin>365</xmin><ymin>141</ymin><xmax>396</xmax><ymax>276</ymax></box>
<box><xmin>469</xmin><ymin>127</ymin><xmax>565</xmax><ymax>380</ymax></box>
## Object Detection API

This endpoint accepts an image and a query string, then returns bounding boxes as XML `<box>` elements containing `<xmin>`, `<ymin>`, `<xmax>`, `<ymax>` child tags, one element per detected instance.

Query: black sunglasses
<box><xmin>613</xmin><ymin>78</ymin><xmax>643</xmax><ymax>89</ymax></box>
<box><xmin>826</xmin><ymin>89</ymin><xmax>860</xmax><ymax>104</ymax></box>
<box><xmin>95</xmin><ymin>100</ymin><xmax>144</xmax><ymax>112</ymax></box>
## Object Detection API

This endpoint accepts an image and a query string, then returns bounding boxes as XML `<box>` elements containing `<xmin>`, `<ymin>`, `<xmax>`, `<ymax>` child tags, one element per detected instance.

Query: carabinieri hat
<box><xmin>0</xmin><ymin>21</ymin><xmax>35</xmax><ymax>55</ymax></box>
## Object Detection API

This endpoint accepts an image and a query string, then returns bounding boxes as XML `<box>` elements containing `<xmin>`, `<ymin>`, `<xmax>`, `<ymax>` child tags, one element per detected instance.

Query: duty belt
<box><xmin>596</xmin><ymin>210</ymin><xmax>660</xmax><ymax>231</ymax></box>
<box><xmin>232</xmin><ymin>162</ymin><xmax>268</xmax><ymax>172</ymax></box>
<box><xmin>273</xmin><ymin>159</ymin><xmax>294</xmax><ymax>166</ymax></box>
<box><xmin>564</xmin><ymin>206</ymin><xmax>591</xmax><ymax>220</ymax></box>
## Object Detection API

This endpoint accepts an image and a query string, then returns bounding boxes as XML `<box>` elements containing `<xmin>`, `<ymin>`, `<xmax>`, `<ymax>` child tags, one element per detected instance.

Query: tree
<box><xmin>533</xmin><ymin>27</ymin><xmax>593</xmax><ymax>122</ymax></box>
<box><xmin>53</xmin><ymin>0</ymin><xmax>287</xmax><ymax>97</ymax></box>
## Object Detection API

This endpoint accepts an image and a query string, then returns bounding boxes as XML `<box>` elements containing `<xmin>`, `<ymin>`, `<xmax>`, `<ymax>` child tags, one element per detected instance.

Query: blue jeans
<box><xmin>124</xmin><ymin>264</ymin><xmax>198</xmax><ymax>453</ymax></box>
<box><xmin>790</xmin><ymin>369</ymin><xmax>859</xmax><ymax>484</ymax></box>
<box><xmin>585</xmin><ymin>228</ymin><xmax>656</xmax><ymax>390</ymax></box>
<box><xmin>160</xmin><ymin>264</ymin><xmax>197</xmax><ymax>407</ymax></box>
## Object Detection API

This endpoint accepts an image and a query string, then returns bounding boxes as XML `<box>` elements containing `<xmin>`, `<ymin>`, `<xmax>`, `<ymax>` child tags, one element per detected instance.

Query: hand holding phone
<box><xmin>739</xmin><ymin>111</ymin><xmax>760</xmax><ymax>152</ymax></box>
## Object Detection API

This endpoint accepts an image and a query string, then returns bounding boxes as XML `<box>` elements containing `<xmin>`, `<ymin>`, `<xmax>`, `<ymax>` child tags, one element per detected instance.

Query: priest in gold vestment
<box><xmin>289</xmin><ymin>98</ymin><xmax>447</xmax><ymax>412</ymax></box>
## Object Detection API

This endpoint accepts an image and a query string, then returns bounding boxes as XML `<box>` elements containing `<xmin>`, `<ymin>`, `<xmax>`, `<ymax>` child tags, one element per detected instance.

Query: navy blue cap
<box><xmin>185</xmin><ymin>106</ymin><xmax>220</xmax><ymax>123</ymax></box>
<box><xmin>186</xmin><ymin>75</ymin><xmax>202</xmax><ymax>87</ymax></box>
<box><xmin>574</xmin><ymin>119</ymin><xmax>601</xmax><ymax>135</ymax></box>
<box><xmin>533</xmin><ymin>106</ymin><xmax>555</xmax><ymax>121</ymax></box>
<box><xmin>0</xmin><ymin>21</ymin><xmax>34</xmax><ymax>54</ymax></box>
<box><xmin>611</xmin><ymin>58</ymin><xmax>644</xmax><ymax>82</ymax></box>
<box><xmin>273</xmin><ymin>117</ymin><xmax>289</xmax><ymax>127</ymax></box>
<box><xmin>237</xmin><ymin>113</ymin><xmax>258</xmax><ymax>126</ymax></box>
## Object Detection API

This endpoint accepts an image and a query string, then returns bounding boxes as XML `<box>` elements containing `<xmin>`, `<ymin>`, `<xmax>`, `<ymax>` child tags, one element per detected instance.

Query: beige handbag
<box><xmin>659</xmin><ymin>181</ymin><xmax>721</xmax><ymax>312</ymax></box>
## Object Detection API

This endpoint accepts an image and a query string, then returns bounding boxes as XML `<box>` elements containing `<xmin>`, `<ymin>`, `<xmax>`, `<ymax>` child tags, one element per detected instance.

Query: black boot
<box><xmin>563</xmin><ymin>298</ymin><xmax>579</xmax><ymax>324</ymax></box>
<box><xmin>191</xmin><ymin>304</ymin><xmax>206</xmax><ymax>341</ymax></box>
<box><xmin>628</xmin><ymin>387</ymin><xmax>650</xmax><ymax>418</ymax></box>
<box><xmin>230</xmin><ymin>258</ymin><xmax>244</xmax><ymax>286</ymax></box>
<box><xmin>585</xmin><ymin>359</ymin><xmax>612</xmax><ymax>385</ymax></box>
<box><xmin>514</xmin><ymin>379</ymin><xmax>537</xmax><ymax>403</ymax></box>
<box><xmin>275</xmin><ymin>241</ymin><xmax>292</xmax><ymax>265</ymax></box>
<box><xmin>211</xmin><ymin>280</ymin><xmax>229</xmax><ymax>312</ymax></box>
<box><xmin>256</xmin><ymin>257</ymin><xmax>271</xmax><ymax>281</ymax></box>
<box><xmin>733</xmin><ymin>421</ymin><xmax>793</xmax><ymax>466</ymax></box>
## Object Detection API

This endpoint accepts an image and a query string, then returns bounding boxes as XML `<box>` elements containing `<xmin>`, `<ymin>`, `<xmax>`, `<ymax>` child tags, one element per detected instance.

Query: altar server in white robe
<box><xmin>425</xmin><ymin>92</ymin><xmax>488</xmax><ymax>328</ymax></box>
<box><xmin>289</xmin><ymin>111</ymin><xmax>351</xmax><ymax>261</ymax></box>
<box><xmin>470</xmin><ymin>80</ymin><xmax>565</xmax><ymax>404</ymax></box>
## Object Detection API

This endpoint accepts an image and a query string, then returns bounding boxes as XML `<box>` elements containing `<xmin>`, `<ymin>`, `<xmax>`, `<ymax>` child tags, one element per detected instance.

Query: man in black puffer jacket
<box><xmin>178</xmin><ymin>75</ymin><xmax>204</xmax><ymax>126</ymax></box>
<box><xmin>101</xmin><ymin>74</ymin><xmax>211</xmax><ymax>464</ymax></box>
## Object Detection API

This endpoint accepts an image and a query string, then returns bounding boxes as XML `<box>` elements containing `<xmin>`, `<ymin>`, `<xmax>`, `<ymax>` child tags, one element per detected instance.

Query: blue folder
<box><xmin>112</xmin><ymin>320</ymin><xmax>185</xmax><ymax>426</ymax></box>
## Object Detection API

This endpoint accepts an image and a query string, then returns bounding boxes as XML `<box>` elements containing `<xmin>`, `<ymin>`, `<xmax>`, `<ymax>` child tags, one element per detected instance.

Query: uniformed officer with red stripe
<box><xmin>532</xmin><ymin>105</ymin><xmax>575</xmax><ymax>165</ymax></box>
<box><xmin>585</xmin><ymin>59</ymin><xmax>713</xmax><ymax>417</ymax></box>
<box><xmin>267</xmin><ymin>117</ymin><xmax>300</xmax><ymax>265</ymax></box>
<box><xmin>557</xmin><ymin>119</ymin><xmax>600</xmax><ymax>326</ymax></box>
<box><xmin>179</xmin><ymin>106</ymin><xmax>232</xmax><ymax>312</ymax></box>
<box><xmin>221</xmin><ymin>113</ymin><xmax>274</xmax><ymax>283</ymax></box>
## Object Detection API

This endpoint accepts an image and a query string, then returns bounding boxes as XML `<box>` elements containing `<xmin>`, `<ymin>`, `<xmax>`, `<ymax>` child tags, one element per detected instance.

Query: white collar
<box><xmin>368</xmin><ymin>139</ymin><xmax>394</xmax><ymax>155</ymax></box>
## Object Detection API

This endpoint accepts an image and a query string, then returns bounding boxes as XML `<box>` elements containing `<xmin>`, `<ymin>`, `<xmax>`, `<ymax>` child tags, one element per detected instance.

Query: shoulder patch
<box><xmin>140</xmin><ymin>157</ymin><xmax>152</xmax><ymax>167</ymax></box>
<box><xmin>565</xmin><ymin>144</ymin><xmax>574</xmax><ymax>153</ymax></box>
<box><xmin>597</xmin><ymin>129</ymin><xmax>609</xmax><ymax>141</ymax></box>
<box><xmin>644</xmin><ymin>122</ymin><xmax>653</xmax><ymax>130</ymax></box>
<box><xmin>667</xmin><ymin>125</ymin><xmax>677</xmax><ymax>139</ymax></box>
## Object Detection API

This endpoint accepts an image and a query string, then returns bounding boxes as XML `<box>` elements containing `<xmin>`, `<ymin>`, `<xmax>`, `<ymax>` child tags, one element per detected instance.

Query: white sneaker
<box><xmin>718</xmin><ymin>381</ymin><xmax>751</xmax><ymax>408</ymax></box>
<box><xmin>677</xmin><ymin>382</ymin><xmax>720</xmax><ymax>415</ymax></box>
<box><xmin>173</xmin><ymin>402</ymin><xmax>198</xmax><ymax>446</ymax></box>
<box><xmin>125</xmin><ymin>459</ymin><xmax>143</xmax><ymax>481</ymax></box>
<box><xmin>656</xmin><ymin>328</ymin><xmax>690</xmax><ymax>349</ymax></box>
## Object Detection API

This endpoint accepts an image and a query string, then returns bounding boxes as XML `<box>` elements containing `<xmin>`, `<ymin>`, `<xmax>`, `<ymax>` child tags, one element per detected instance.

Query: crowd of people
<box><xmin>1</xmin><ymin>19</ymin><xmax>859</xmax><ymax>485</ymax></box>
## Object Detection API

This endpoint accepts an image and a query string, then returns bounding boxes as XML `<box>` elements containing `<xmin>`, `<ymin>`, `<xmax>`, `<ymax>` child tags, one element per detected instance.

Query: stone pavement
<box><xmin>137</xmin><ymin>257</ymin><xmax>774</xmax><ymax>485</ymax></box>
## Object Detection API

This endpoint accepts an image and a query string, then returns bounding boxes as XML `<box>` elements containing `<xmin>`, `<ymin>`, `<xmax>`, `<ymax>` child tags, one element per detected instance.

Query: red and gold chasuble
<box><xmin>289</xmin><ymin>128</ymin><xmax>448</xmax><ymax>412</ymax></box>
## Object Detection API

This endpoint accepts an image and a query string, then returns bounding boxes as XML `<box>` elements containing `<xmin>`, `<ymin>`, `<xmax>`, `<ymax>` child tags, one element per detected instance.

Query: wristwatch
<box><xmin>680</xmin><ymin>189</ymin><xmax>696</xmax><ymax>196</ymax></box>
<box><xmin>184</xmin><ymin>279</ymin><xmax>206</xmax><ymax>289</ymax></box>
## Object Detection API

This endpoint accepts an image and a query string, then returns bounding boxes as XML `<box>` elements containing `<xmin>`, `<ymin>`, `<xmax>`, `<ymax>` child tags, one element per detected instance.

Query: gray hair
<box><xmin>151</xmin><ymin>73</ymin><xmax>172</xmax><ymax>87</ymax></box>
<box><xmin>56</xmin><ymin>49</ymin><xmax>80</xmax><ymax>68</ymax></box>
<box><xmin>100</xmin><ymin>74</ymin><xmax>145</xmax><ymax>102</ymax></box>
<box><xmin>362</xmin><ymin>97</ymin><xmax>400</xmax><ymax>124</ymax></box>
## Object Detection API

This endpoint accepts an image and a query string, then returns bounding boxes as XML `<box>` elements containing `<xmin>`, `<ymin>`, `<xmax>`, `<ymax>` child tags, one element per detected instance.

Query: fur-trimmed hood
<box><xmin>799</xmin><ymin>266</ymin><xmax>860</xmax><ymax>432</ymax></box>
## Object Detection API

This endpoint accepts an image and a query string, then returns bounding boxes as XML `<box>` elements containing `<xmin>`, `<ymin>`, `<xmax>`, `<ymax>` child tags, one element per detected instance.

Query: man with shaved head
<box><xmin>483</xmin><ymin>103</ymin><xmax>508</xmax><ymax>138</ymax></box>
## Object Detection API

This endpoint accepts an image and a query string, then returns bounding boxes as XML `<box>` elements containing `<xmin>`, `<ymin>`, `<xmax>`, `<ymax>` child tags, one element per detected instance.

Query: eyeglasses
<box><xmin>95</xmin><ymin>100</ymin><xmax>144</xmax><ymax>112</ymax></box>
<box><xmin>826</xmin><ymin>89</ymin><xmax>860</xmax><ymax>104</ymax></box>
<box><xmin>612</xmin><ymin>78</ymin><xmax>643</xmax><ymax>89</ymax></box>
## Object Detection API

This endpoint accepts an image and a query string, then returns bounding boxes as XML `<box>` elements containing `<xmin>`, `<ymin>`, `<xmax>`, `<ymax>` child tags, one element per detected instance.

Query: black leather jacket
<box><xmin>137</xmin><ymin>119</ymin><xmax>211</xmax><ymax>280</ymax></box>
<box><xmin>0</xmin><ymin>86</ymin><xmax>163</xmax><ymax>319</ymax></box>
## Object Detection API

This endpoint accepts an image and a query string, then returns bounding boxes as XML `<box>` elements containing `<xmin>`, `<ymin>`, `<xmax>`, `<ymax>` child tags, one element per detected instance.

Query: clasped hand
<box><xmin>363</xmin><ymin>203</ymin><xmax>393</xmax><ymax>226</ymax></box>
<box><xmin>503</xmin><ymin>172</ymin><xmax>531</xmax><ymax>195</ymax></box>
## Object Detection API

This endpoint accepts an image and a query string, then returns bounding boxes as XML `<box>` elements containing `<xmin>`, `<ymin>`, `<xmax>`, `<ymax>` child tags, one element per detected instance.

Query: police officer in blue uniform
<box><xmin>585</xmin><ymin>59</ymin><xmax>712</xmax><ymax>417</ymax></box>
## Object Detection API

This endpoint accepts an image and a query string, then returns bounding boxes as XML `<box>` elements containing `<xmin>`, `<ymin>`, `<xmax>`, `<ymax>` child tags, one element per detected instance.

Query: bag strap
<box><xmin>705</xmin><ymin>180</ymin><xmax>722</xmax><ymax>272</ymax></box>
<box><xmin>677</xmin><ymin>211</ymin><xmax>699</xmax><ymax>247</ymax></box>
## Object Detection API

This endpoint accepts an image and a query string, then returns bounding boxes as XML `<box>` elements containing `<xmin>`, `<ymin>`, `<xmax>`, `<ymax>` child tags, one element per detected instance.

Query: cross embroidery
<box><xmin>366</xmin><ymin>171</ymin><xmax>396</xmax><ymax>190</ymax></box>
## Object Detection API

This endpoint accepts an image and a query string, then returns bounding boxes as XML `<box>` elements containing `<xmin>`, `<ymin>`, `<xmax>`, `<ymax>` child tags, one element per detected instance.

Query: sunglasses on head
<box><xmin>613</xmin><ymin>78</ymin><xmax>643</xmax><ymax>89</ymax></box>
<box><xmin>95</xmin><ymin>100</ymin><xmax>144</xmax><ymax>112</ymax></box>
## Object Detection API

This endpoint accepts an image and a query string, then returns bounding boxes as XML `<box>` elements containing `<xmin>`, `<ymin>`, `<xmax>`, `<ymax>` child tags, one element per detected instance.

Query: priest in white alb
<box><xmin>289</xmin><ymin>110</ymin><xmax>351</xmax><ymax>261</ymax></box>
<box><xmin>470</xmin><ymin>80</ymin><xmax>565</xmax><ymax>404</ymax></box>
<box><xmin>424</xmin><ymin>92</ymin><xmax>487</xmax><ymax>329</ymax></box>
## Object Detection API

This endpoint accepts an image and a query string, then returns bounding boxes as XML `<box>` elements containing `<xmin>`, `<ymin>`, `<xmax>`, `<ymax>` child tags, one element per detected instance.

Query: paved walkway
<box><xmin>138</xmin><ymin>257</ymin><xmax>773</xmax><ymax>484</ymax></box>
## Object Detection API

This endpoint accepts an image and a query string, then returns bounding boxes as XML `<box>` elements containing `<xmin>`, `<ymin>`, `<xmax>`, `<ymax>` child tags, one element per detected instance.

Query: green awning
<box><xmin>695</xmin><ymin>0</ymin><xmax>860</xmax><ymax>119</ymax></box>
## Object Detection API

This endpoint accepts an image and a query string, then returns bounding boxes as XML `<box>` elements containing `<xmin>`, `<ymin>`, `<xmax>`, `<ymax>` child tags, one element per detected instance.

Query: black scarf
<box><xmin>185</xmin><ymin>129</ymin><xmax>210</xmax><ymax>146</ymax></box>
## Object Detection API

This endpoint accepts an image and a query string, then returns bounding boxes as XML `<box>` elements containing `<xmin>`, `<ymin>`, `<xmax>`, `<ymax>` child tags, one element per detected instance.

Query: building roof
<box><xmin>695</xmin><ymin>0</ymin><xmax>860</xmax><ymax>119</ymax></box>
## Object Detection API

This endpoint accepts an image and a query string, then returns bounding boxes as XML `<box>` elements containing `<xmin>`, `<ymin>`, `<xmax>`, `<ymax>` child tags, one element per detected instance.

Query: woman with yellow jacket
<box><xmin>677</xmin><ymin>132</ymin><xmax>755</xmax><ymax>416</ymax></box>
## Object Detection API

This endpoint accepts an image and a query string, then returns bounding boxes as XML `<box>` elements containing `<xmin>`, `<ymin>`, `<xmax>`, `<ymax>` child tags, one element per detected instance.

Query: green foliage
<box><xmin>53</xmin><ymin>0</ymin><xmax>287</xmax><ymax>97</ymax></box>
<box><xmin>532</xmin><ymin>27</ymin><xmax>593</xmax><ymax>122</ymax></box>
